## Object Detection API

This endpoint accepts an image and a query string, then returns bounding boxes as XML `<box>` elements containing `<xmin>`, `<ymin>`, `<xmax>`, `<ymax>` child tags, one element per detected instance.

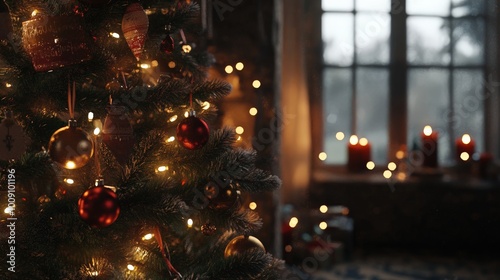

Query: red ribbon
<box><xmin>153</xmin><ymin>226</ymin><xmax>182</xmax><ymax>278</ymax></box>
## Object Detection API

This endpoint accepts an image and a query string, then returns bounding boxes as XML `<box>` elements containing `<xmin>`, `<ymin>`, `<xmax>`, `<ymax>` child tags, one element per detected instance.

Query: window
<box><xmin>317</xmin><ymin>0</ymin><xmax>493</xmax><ymax>167</ymax></box>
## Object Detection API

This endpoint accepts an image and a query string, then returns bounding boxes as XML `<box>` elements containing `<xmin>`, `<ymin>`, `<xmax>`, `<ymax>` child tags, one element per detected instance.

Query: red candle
<box><xmin>421</xmin><ymin>125</ymin><xmax>438</xmax><ymax>168</ymax></box>
<box><xmin>455</xmin><ymin>134</ymin><xmax>475</xmax><ymax>162</ymax></box>
<box><xmin>348</xmin><ymin>135</ymin><xmax>371</xmax><ymax>172</ymax></box>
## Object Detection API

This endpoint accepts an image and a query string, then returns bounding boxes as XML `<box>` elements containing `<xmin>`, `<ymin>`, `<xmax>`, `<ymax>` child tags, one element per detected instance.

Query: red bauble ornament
<box><xmin>160</xmin><ymin>34</ymin><xmax>175</xmax><ymax>54</ymax></box>
<box><xmin>48</xmin><ymin>120</ymin><xmax>94</xmax><ymax>169</ymax></box>
<box><xmin>204</xmin><ymin>180</ymin><xmax>240</xmax><ymax>211</ymax></box>
<box><xmin>122</xmin><ymin>3</ymin><xmax>149</xmax><ymax>60</ymax></box>
<box><xmin>176</xmin><ymin>111</ymin><xmax>209</xmax><ymax>150</ymax></box>
<box><xmin>224</xmin><ymin>235</ymin><xmax>265</xmax><ymax>258</ymax></box>
<box><xmin>102</xmin><ymin>105</ymin><xmax>134</xmax><ymax>165</ymax></box>
<box><xmin>78</xmin><ymin>179</ymin><xmax>120</xmax><ymax>228</ymax></box>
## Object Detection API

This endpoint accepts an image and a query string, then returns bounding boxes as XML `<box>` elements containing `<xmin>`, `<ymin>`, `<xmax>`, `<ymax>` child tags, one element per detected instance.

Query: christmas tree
<box><xmin>0</xmin><ymin>0</ymin><xmax>283</xmax><ymax>278</ymax></box>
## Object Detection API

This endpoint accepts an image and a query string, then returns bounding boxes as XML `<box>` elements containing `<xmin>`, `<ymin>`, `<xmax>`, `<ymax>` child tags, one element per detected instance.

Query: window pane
<box><xmin>452</xmin><ymin>19</ymin><xmax>485</xmax><ymax>65</ymax></box>
<box><xmin>408</xmin><ymin>69</ymin><xmax>451</xmax><ymax>164</ymax></box>
<box><xmin>407</xmin><ymin>17</ymin><xmax>450</xmax><ymax>65</ymax></box>
<box><xmin>407</xmin><ymin>0</ymin><xmax>450</xmax><ymax>16</ymax></box>
<box><xmin>322</xmin><ymin>0</ymin><xmax>354</xmax><ymax>11</ymax></box>
<box><xmin>356</xmin><ymin>0</ymin><xmax>391</xmax><ymax>12</ymax></box>
<box><xmin>356</xmin><ymin>13</ymin><xmax>390</xmax><ymax>64</ymax></box>
<box><xmin>452</xmin><ymin>0</ymin><xmax>485</xmax><ymax>17</ymax></box>
<box><xmin>323</xmin><ymin>68</ymin><xmax>352</xmax><ymax>164</ymax></box>
<box><xmin>356</xmin><ymin>68</ymin><xmax>388</xmax><ymax>163</ymax></box>
<box><xmin>453</xmin><ymin>70</ymin><xmax>484</xmax><ymax>153</ymax></box>
<box><xmin>323</xmin><ymin>13</ymin><xmax>354</xmax><ymax>66</ymax></box>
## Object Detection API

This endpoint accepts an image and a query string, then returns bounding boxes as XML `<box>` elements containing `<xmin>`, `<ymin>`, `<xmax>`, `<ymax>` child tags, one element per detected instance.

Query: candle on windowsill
<box><xmin>456</xmin><ymin>134</ymin><xmax>475</xmax><ymax>162</ymax></box>
<box><xmin>421</xmin><ymin>125</ymin><xmax>438</xmax><ymax>168</ymax></box>
<box><xmin>347</xmin><ymin>135</ymin><xmax>371</xmax><ymax>172</ymax></box>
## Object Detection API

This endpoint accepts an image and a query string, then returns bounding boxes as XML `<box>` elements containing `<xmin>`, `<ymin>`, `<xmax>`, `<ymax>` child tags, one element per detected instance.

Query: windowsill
<box><xmin>312</xmin><ymin>169</ymin><xmax>500</xmax><ymax>190</ymax></box>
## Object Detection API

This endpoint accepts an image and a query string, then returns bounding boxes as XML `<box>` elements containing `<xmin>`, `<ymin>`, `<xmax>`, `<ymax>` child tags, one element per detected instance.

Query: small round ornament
<box><xmin>176</xmin><ymin>110</ymin><xmax>209</xmax><ymax>150</ymax></box>
<box><xmin>48</xmin><ymin>120</ymin><xmax>94</xmax><ymax>169</ymax></box>
<box><xmin>122</xmin><ymin>3</ymin><xmax>149</xmax><ymax>60</ymax></box>
<box><xmin>204</xmin><ymin>180</ymin><xmax>240</xmax><ymax>211</ymax></box>
<box><xmin>0</xmin><ymin>111</ymin><xmax>29</xmax><ymax>161</ymax></box>
<box><xmin>201</xmin><ymin>223</ymin><xmax>216</xmax><ymax>236</ymax></box>
<box><xmin>78</xmin><ymin>178</ymin><xmax>120</xmax><ymax>228</ymax></box>
<box><xmin>224</xmin><ymin>235</ymin><xmax>265</xmax><ymax>258</ymax></box>
<box><xmin>160</xmin><ymin>34</ymin><xmax>175</xmax><ymax>54</ymax></box>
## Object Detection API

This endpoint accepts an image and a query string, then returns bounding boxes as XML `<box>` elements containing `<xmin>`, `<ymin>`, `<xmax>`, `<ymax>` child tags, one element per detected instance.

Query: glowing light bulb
<box><xmin>169</xmin><ymin>115</ymin><xmax>178</xmax><ymax>122</ymax></box>
<box><xmin>249</xmin><ymin>107</ymin><xmax>258</xmax><ymax>116</ymax></box>
<box><xmin>462</xmin><ymin>134</ymin><xmax>471</xmax><ymax>145</ymax></box>
<box><xmin>182</xmin><ymin>44</ymin><xmax>192</xmax><ymax>53</ymax></box>
<box><xmin>336</xmin><ymin>132</ymin><xmax>345</xmax><ymax>141</ymax></box>
<box><xmin>184</xmin><ymin>111</ymin><xmax>189</xmax><ymax>118</ymax></box>
<box><xmin>93</xmin><ymin>127</ymin><xmax>101</xmax><ymax>136</ymax></box>
<box><xmin>151</xmin><ymin>60</ymin><xmax>159</xmax><ymax>67</ymax></box>
<box><xmin>140</xmin><ymin>63</ymin><xmax>151</xmax><ymax>69</ymax></box>
<box><xmin>225</xmin><ymin>65</ymin><xmax>234</xmax><ymax>74</ymax></box>
<box><xmin>383</xmin><ymin>170</ymin><xmax>392</xmax><ymax>179</ymax></box>
<box><xmin>127</xmin><ymin>264</ymin><xmax>135</xmax><ymax>271</ymax></box>
<box><xmin>423</xmin><ymin>125</ymin><xmax>432</xmax><ymax>136</ymax></box>
<box><xmin>252</xmin><ymin>80</ymin><xmax>261</xmax><ymax>89</ymax></box>
<box><xmin>460</xmin><ymin>152</ymin><xmax>470</xmax><ymax>161</ymax></box>
<box><xmin>65</xmin><ymin>161</ymin><xmax>76</xmax><ymax>169</ymax></box>
<box><xmin>166</xmin><ymin>136</ymin><xmax>175</xmax><ymax>143</ymax></box>
<box><xmin>319</xmin><ymin>205</ymin><xmax>328</xmax><ymax>213</ymax></box>
<box><xmin>388</xmin><ymin>162</ymin><xmax>397</xmax><ymax>171</ymax></box>
<box><xmin>235</xmin><ymin>126</ymin><xmax>244</xmax><ymax>134</ymax></box>
<box><xmin>319</xmin><ymin>222</ymin><xmax>327</xmax><ymax>230</ymax></box>
<box><xmin>349</xmin><ymin>135</ymin><xmax>359</xmax><ymax>145</ymax></box>
<box><xmin>4</xmin><ymin>207</ymin><xmax>13</xmax><ymax>214</ymax></box>
<box><xmin>359</xmin><ymin>138</ymin><xmax>368</xmax><ymax>146</ymax></box>
<box><xmin>235</xmin><ymin>62</ymin><xmax>244</xmax><ymax>71</ymax></box>
<box><xmin>187</xmin><ymin>218</ymin><xmax>193</xmax><ymax>228</ymax></box>
<box><xmin>64</xmin><ymin>178</ymin><xmax>74</xmax><ymax>185</ymax></box>
<box><xmin>396</xmin><ymin>150</ymin><xmax>405</xmax><ymax>160</ymax></box>
<box><xmin>366</xmin><ymin>161</ymin><xmax>375</xmax><ymax>170</ymax></box>
<box><xmin>88</xmin><ymin>112</ymin><xmax>94</xmax><ymax>121</ymax></box>
<box><xmin>142</xmin><ymin>233</ymin><xmax>154</xmax><ymax>240</ymax></box>
<box><xmin>110</xmin><ymin>32</ymin><xmax>120</xmax><ymax>38</ymax></box>
<box><xmin>289</xmin><ymin>217</ymin><xmax>298</xmax><ymax>228</ymax></box>
<box><xmin>157</xmin><ymin>166</ymin><xmax>168</xmax><ymax>172</ymax></box>
<box><xmin>5</xmin><ymin>83</ymin><xmax>12</xmax><ymax>88</ymax></box>
<box><xmin>318</xmin><ymin>152</ymin><xmax>327</xmax><ymax>161</ymax></box>
<box><xmin>31</xmin><ymin>10</ymin><xmax>39</xmax><ymax>17</ymax></box>
<box><xmin>202</xmin><ymin>101</ymin><xmax>210</xmax><ymax>110</ymax></box>
<box><xmin>249</xmin><ymin>202</ymin><xmax>257</xmax><ymax>210</ymax></box>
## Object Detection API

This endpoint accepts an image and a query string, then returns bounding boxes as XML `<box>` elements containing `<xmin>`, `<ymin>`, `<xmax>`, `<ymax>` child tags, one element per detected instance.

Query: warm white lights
<box><xmin>140</xmin><ymin>63</ymin><xmax>151</xmax><ymax>69</ymax></box>
<box><xmin>387</xmin><ymin>162</ymin><xmax>397</xmax><ymax>171</ymax></box>
<box><xmin>366</xmin><ymin>161</ymin><xmax>375</xmax><ymax>170</ymax></box>
<box><xmin>187</xmin><ymin>218</ymin><xmax>193</xmax><ymax>228</ymax></box>
<box><xmin>249</xmin><ymin>107</ymin><xmax>258</xmax><ymax>116</ymax></box>
<box><xmin>336</xmin><ymin>132</ymin><xmax>345</xmax><ymax>141</ymax></box>
<box><xmin>64</xmin><ymin>178</ymin><xmax>75</xmax><ymax>185</ymax></box>
<box><xmin>202</xmin><ymin>101</ymin><xmax>210</xmax><ymax>110</ymax></box>
<box><xmin>319</xmin><ymin>205</ymin><xmax>328</xmax><ymax>213</ymax></box>
<box><xmin>127</xmin><ymin>264</ymin><xmax>135</xmax><ymax>271</ymax></box>
<box><xmin>249</xmin><ymin>202</ymin><xmax>257</xmax><ymax>210</ymax></box>
<box><xmin>166</xmin><ymin>136</ymin><xmax>175</xmax><ymax>143</ymax></box>
<box><xmin>319</xmin><ymin>222</ymin><xmax>327</xmax><ymax>230</ymax></box>
<box><xmin>359</xmin><ymin>138</ymin><xmax>368</xmax><ymax>146</ymax></box>
<box><xmin>88</xmin><ymin>112</ymin><xmax>94</xmax><ymax>121</ymax></box>
<box><xmin>110</xmin><ymin>32</ymin><xmax>120</xmax><ymax>38</ymax></box>
<box><xmin>235</xmin><ymin>126</ymin><xmax>244</xmax><ymax>134</ymax></box>
<box><xmin>93</xmin><ymin>128</ymin><xmax>101</xmax><ymax>136</ymax></box>
<box><xmin>460</xmin><ymin>152</ymin><xmax>470</xmax><ymax>161</ymax></box>
<box><xmin>225</xmin><ymin>65</ymin><xmax>234</xmax><ymax>74</ymax></box>
<box><xmin>462</xmin><ymin>134</ymin><xmax>471</xmax><ymax>145</ymax></box>
<box><xmin>423</xmin><ymin>125</ymin><xmax>432</xmax><ymax>136</ymax></box>
<box><xmin>65</xmin><ymin>161</ymin><xmax>76</xmax><ymax>169</ymax></box>
<box><xmin>169</xmin><ymin>115</ymin><xmax>178</xmax><ymax>122</ymax></box>
<box><xmin>235</xmin><ymin>62</ymin><xmax>244</xmax><ymax>70</ymax></box>
<box><xmin>383</xmin><ymin>170</ymin><xmax>392</xmax><ymax>179</ymax></box>
<box><xmin>318</xmin><ymin>152</ymin><xmax>327</xmax><ymax>161</ymax></box>
<box><xmin>157</xmin><ymin>166</ymin><xmax>168</xmax><ymax>172</ymax></box>
<box><xmin>252</xmin><ymin>80</ymin><xmax>261</xmax><ymax>89</ymax></box>
<box><xmin>289</xmin><ymin>217</ymin><xmax>298</xmax><ymax>228</ymax></box>
<box><xmin>349</xmin><ymin>135</ymin><xmax>359</xmax><ymax>145</ymax></box>
<box><xmin>142</xmin><ymin>233</ymin><xmax>154</xmax><ymax>240</ymax></box>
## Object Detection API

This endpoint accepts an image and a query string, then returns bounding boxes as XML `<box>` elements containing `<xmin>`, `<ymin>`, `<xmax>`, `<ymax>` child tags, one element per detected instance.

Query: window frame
<box><xmin>305</xmin><ymin>0</ymin><xmax>499</xmax><ymax>175</ymax></box>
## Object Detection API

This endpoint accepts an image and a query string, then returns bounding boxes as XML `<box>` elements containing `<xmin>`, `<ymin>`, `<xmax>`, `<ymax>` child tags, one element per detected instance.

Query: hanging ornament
<box><xmin>48</xmin><ymin>81</ymin><xmax>94</xmax><ymax>169</ymax></box>
<box><xmin>224</xmin><ymin>235</ymin><xmax>265</xmax><ymax>258</ymax></box>
<box><xmin>48</xmin><ymin>119</ymin><xmax>94</xmax><ymax>169</ymax></box>
<box><xmin>0</xmin><ymin>111</ymin><xmax>29</xmax><ymax>161</ymax></box>
<box><xmin>204</xmin><ymin>180</ymin><xmax>240</xmax><ymax>211</ymax></box>
<box><xmin>78</xmin><ymin>178</ymin><xmax>120</xmax><ymax>228</ymax></box>
<box><xmin>122</xmin><ymin>3</ymin><xmax>149</xmax><ymax>60</ymax></box>
<box><xmin>160</xmin><ymin>34</ymin><xmax>175</xmax><ymax>54</ymax></box>
<box><xmin>201</xmin><ymin>223</ymin><xmax>216</xmax><ymax>236</ymax></box>
<box><xmin>101</xmin><ymin>104</ymin><xmax>134</xmax><ymax>165</ymax></box>
<box><xmin>22</xmin><ymin>15</ymin><xmax>92</xmax><ymax>72</ymax></box>
<box><xmin>176</xmin><ymin>109</ymin><xmax>209</xmax><ymax>150</ymax></box>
